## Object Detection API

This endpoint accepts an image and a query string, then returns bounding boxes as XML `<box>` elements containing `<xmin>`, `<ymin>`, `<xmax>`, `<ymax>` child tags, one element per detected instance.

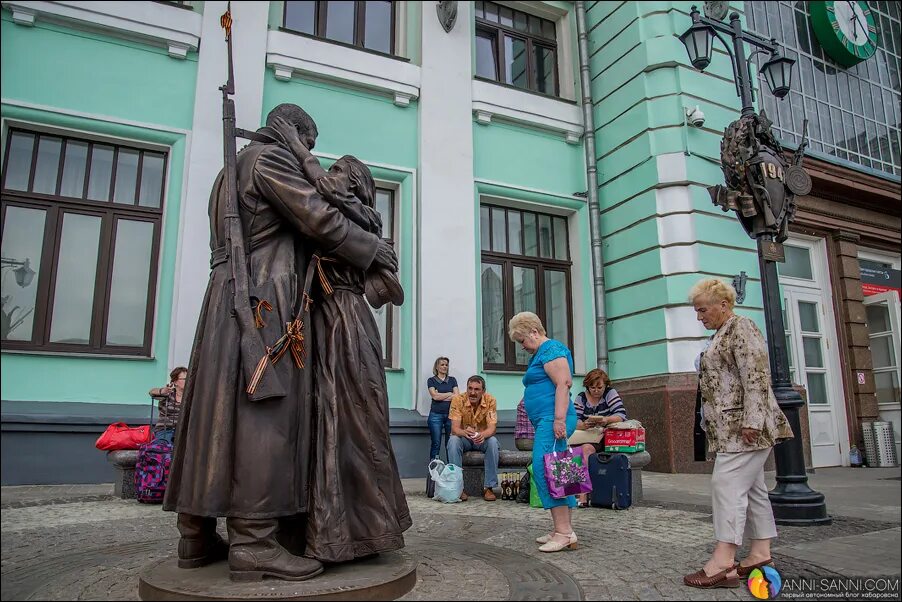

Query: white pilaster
<box><xmin>417</xmin><ymin>2</ymin><xmax>477</xmax><ymax>413</ymax></box>
<box><xmin>170</xmin><ymin>1</ymin><xmax>269</xmax><ymax>365</ymax></box>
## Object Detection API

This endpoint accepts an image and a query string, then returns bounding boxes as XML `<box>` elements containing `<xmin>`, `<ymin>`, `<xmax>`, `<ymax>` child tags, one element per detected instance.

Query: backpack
<box><xmin>134</xmin><ymin>393</ymin><xmax>173</xmax><ymax>504</ymax></box>
<box><xmin>135</xmin><ymin>437</ymin><xmax>172</xmax><ymax>503</ymax></box>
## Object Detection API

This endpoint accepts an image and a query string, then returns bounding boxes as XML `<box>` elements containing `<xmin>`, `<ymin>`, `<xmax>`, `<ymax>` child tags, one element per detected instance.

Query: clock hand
<box><xmin>848</xmin><ymin>1</ymin><xmax>868</xmax><ymax>40</ymax></box>
<box><xmin>846</xmin><ymin>2</ymin><xmax>858</xmax><ymax>37</ymax></box>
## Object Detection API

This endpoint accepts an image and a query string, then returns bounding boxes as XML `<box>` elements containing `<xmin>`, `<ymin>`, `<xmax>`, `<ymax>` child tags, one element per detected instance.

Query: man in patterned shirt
<box><xmin>447</xmin><ymin>376</ymin><xmax>499</xmax><ymax>501</ymax></box>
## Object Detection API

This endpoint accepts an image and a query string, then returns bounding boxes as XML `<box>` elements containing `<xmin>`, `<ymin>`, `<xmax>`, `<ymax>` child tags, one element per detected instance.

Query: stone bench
<box><xmin>462</xmin><ymin>449</ymin><xmax>532</xmax><ymax>497</ymax></box>
<box><xmin>462</xmin><ymin>448</ymin><xmax>652</xmax><ymax>502</ymax></box>
<box><xmin>621</xmin><ymin>450</ymin><xmax>651</xmax><ymax>503</ymax></box>
<box><xmin>107</xmin><ymin>450</ymin><xmax>138</xmax><ymax>499</ymax></box>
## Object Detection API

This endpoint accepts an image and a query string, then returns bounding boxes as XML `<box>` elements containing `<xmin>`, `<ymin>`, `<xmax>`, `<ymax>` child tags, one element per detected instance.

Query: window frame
<box><xmin>282</xmin><ymin>0</ymin><xmax>397</xmax><ymax>57</ymax></box>
<box><xmin>480</xmin><ymin>203</ymin><xmax>573</xmax><ymax>371</ymax></box>
<box><xmin>475</xmin><ymin>1</ymin><xmax>560</xmax><ymax>97</ymax></box>
<box><xmin>1</xmin><ymin>128</ymin><xmax>166</xmax><ymax>357</ymax></box>
<box><xmin>373</xmin><ymin>185</ymin><xmax>396</xmax><ymax>368</ymax></box>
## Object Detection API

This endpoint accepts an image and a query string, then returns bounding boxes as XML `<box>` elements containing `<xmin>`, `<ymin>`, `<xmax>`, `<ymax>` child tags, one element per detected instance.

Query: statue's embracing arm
<box><xmin>252</xmin><ymin>146</ymin><xmax>379</xmax><ymax>271</ymax></box>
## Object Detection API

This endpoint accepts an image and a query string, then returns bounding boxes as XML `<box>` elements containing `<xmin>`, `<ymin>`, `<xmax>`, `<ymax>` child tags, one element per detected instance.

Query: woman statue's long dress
<box><xmin>301</xmin><ymin>154</ymin><xmax>412</xmax><ymax>563</ymax></box>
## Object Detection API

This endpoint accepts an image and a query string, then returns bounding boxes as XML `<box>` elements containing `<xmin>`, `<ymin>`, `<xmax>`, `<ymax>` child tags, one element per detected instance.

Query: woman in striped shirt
<box><xmin>573</xmin><ymin>369</ymin><xmax>627</xmax><ymax>506</ymax></box>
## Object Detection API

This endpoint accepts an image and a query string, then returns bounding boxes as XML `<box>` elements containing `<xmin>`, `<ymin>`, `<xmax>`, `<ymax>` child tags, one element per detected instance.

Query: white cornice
<box><xmin>266</xmin><ymin>29</ymin><xmax>420</xmax><ymax>107</ymax></box>
<box><xmin>471</xmin><ymin>79</ymin><xmax>583</xmax><ymax>143</ymax></box>
<box><xmin>1</xmin><ymin>1</ymin><xmax>202</xmax><ymax>58</ymax></box>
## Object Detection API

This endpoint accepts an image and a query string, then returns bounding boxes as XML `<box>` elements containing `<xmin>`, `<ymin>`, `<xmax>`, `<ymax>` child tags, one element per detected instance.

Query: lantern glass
<box><xmin>13</xmin><ymin>259</ymin><xmax>35</xmax><ymax>288</ymax></box>
<box><xmin>679</xmin><ymin>23</ymin><xmax>714</xmax><ymax>71</ymax></box>
<box><xmin>761</xmin><ymin>52</ymin><xmax>794</xmax><ymax>99</ymax></box>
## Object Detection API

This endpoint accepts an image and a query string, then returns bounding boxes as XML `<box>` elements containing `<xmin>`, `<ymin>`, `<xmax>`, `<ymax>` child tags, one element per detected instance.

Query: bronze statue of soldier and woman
<box><xmin>161</xmin><ymin>102</ymin><xmax>410</xmax><ymax>582</ymax></box>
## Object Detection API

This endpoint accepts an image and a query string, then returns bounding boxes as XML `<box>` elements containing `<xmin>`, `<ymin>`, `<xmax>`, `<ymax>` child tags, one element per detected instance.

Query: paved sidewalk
<box><xmin>639</xmin><ymin>467</ymin><xmax>902</xmax><ymax>585</ymax></box>
<box><xmin>1</xmin><ymin>467</ymin><xmax>899</xmax><ymax>600</ymax></box>
<box><xmin>642</xmin><ymin>467</ymin><xmax>902</xmax><ymax>522</ymax></box>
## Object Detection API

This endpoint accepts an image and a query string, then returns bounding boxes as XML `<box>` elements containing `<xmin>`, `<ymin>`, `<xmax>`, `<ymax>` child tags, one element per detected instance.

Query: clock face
<box><xmin>810</xmin><ymin>1</ymin><xmax>879</xmax><ymax>67</ymax></box>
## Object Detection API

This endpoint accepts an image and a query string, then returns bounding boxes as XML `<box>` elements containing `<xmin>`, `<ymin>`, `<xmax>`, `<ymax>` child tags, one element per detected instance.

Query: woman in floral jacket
<box><xmin>685</xmin><ymin>278</ymin><xmax>794</xmax><ymax>589</ymax></box>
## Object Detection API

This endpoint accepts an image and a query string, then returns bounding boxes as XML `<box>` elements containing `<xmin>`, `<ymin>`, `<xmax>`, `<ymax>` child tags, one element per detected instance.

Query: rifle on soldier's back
<box><xmin>219</xmin><ymin>6</ymin><xmax>285</xmax><ymax>401</ymax></box>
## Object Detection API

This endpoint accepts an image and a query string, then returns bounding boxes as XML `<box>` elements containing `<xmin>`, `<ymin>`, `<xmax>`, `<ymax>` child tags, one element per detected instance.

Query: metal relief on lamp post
<box><xmin>704</xmin><ymin>1</ymin><xmax>730</xmax><ymax>21</ymax></box>
<box><xmin>680</xmin><ymin>6</ymin><xmax>830</xmax><ymax>525</ymax></box>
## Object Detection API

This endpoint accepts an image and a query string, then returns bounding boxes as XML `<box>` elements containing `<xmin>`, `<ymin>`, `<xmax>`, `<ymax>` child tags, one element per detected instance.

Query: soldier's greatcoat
<box><xmin>163</xmin><ymin>128</ymin><xmax>380</xmax><ymax>519</ymax></box>
<box><xmin>699</xmin><ymin>315</ymin><xmax>794</xmax><ymax>453</ymax></box>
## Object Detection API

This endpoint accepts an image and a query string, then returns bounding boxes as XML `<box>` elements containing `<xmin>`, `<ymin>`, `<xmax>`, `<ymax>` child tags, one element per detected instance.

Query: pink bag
<box><xmin>543</xmin><ymin>442</ymin><xmax>593</xmax><ymax>499</ymax></box>
<box><xmin>95</xmin><ymin>422</ymin><xmax>151</xmax><ymax>451</ymax></box>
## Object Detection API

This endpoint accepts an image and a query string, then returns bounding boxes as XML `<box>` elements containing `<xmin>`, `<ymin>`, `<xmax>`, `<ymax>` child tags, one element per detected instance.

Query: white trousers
<box><xmin>711</xmin><ymin>448</ymin><xmax>778</xmax><ymax>545</ymax></box>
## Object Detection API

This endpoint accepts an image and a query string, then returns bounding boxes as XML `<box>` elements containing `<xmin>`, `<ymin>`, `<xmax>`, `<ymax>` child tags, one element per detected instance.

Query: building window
<box><xmin>152</xmin><ymin>0</ymin><xmax>193</xmax><ymax>9</ymax></box>
<box><xmin>372</xmin><ymin>186</ymin><xmax>395</xmax><ymax>366</ymax></box>
<box><xmin>1</xmin><ymin>129</ymin><xmax>166</xmax><ymax>356</ymax></box>
<box><xmin>284</xmin><ymin>1</ymin><xmax>395</xmax><ymax>56</ymax></box>
<box><xmin>475</xmin><ymin>1</ymin><xmax>559</xmax><ymax>96</ymax></box>
<box><xmin>480</xmin><ymin>204</ymin><xmax>572</xmax><ymax>370</ymax></box>
<box><xmin>745</xmin><ymin>1</ymin><xmax>901</xmax><ymax>176</ymax></box>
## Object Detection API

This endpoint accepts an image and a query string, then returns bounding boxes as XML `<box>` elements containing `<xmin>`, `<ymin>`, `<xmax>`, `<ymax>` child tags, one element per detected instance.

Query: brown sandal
<box><xmin>683</xmin><ymin>563</ymin><xmax>740</xmax><ymax>589</ymax></box>
<box><xmin>737</xmin><ymin>558</ymin><xmax>773</xmax><ymax>578</ymax></box>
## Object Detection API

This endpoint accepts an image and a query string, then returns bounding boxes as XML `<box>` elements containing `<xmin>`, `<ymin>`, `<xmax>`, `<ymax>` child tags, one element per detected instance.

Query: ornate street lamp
<box><xmin>760</xmin><ymin>49</ymin><xmax>795</xmax><ymax>99</ymax></box>
<box><xmin>679</xmin><ymin>5</ymin><xmax>794</xmax><ymax>115</ymax></box>
<box><xmin>680</xmin><ymin>7</ymin><xmax>830</xmax><ymax>526</ymax></box>
<box><xmin>679</xmin><ymin>19</ymin><xmax>714</xmax><ymax>70</ymax></box>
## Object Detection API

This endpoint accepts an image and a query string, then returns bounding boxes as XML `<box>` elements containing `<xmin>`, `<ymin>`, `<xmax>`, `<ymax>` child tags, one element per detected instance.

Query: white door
<box><xmin>783</xmin><ymin>288</ymin><xmax>846</xmax><ymax>467</ymax></box>
<box><xmin>778</xmin><ymin>237</ymin><xmax>850</xmax><ymax>467</ymax></box>
<box><xmin>863</xmin><ymin>291</ymin><xmax>902</xmax><ymax>462</ymax></box>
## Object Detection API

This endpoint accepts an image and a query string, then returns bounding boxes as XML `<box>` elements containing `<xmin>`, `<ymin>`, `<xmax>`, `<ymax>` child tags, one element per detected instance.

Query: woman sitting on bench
<box><xmin>573</xmin><ymin>369</ymin><xmax>626</xmax><ymax>507</ymax></box>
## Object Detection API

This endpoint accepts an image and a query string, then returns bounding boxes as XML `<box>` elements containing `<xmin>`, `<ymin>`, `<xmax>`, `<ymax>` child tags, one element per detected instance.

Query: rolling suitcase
<box><xmin>588</xmin><ymin>452</ymin><xmax>632</xmax><ymax>510</ymax></box>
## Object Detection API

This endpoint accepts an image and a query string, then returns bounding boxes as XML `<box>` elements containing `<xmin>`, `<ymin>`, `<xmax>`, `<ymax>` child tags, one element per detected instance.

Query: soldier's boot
<box><xmin>177</xmin><ymin>513</ymin><xmax>229</xmax><ymax>569</ymax></box>
<box><xmin>226</xmin><ymin>518</ymin><xmax>324</xmax><ymax>582</ymax></box>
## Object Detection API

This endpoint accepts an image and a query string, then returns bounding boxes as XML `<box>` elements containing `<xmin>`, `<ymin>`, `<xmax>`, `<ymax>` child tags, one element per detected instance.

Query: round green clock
<box><xmin>810</xmin><ymin>1</ymin><xmax>879</xmax><ymax>67</ymax></box>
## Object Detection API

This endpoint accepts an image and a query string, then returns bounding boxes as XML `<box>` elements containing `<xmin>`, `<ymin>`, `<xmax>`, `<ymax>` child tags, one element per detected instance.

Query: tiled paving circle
<box><xmin>0</xmin><ymin>503</ymin><xmax>581</xmax><ymax>601</ymax></box>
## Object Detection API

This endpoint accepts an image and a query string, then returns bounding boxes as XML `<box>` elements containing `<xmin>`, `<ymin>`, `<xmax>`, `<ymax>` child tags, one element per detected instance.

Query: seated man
<box><xmin>515</xmin><ymin>398</ymin><xmax>535</xmax><ymax>451</ymax></box>
<box><xmin>447</xmin><ymin>376</ymin><xmax>499</xmax><ymax>502</ymax></box>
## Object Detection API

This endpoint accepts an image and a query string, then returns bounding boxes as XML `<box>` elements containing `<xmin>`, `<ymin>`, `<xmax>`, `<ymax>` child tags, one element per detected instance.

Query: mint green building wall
<box><xmin>473</xmin><ymin>122</ymin><xmax>591</xmax><ymax>410</ymax></box>
<box><xmin>261</xmin><ymin>71</ymin><xmax>418</xmax><ymax>409</ymax></box>
<box><xmin>586</xmin><ymin>0</ymin><xmax>764</xmax><ymax>382</ymax></box>
<box><xmin>0</xmin><ymin>12</ymin><xmax>197</xmax><ymax>404</ymax></box>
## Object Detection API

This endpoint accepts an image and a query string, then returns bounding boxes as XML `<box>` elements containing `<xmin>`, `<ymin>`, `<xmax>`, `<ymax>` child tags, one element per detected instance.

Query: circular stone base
<box><xmin>138</xmin><ymin>552</ymin><xmax>417</xmax><ymax>601</ymax></box>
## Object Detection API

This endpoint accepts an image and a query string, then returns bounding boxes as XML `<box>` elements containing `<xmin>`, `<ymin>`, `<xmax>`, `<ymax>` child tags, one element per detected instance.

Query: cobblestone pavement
<box><xmin>2</xmin><ymin>485</ymin><xmax>899</xmax><ymax>601</ymax></box>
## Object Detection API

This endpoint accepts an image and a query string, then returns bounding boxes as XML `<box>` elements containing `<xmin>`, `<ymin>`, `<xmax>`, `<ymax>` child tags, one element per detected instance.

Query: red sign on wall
<box><xmin>861</xmin><ymin>265</ymin><xmax>901</xmax><ymax>297</ymax></box>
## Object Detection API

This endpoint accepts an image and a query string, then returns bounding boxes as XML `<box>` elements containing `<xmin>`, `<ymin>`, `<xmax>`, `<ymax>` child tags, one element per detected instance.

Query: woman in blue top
<box><xmin>509</xmin><ymin>311</ymin><xmax>578</xmax><ymax>553</ymax></box>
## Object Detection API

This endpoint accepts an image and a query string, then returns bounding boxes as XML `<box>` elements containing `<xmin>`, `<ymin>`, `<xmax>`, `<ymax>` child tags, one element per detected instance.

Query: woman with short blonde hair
<box><xmin>684</xmin><ymin>278</ymin><xmax>794</xmax><ymax>589</ymax></box>
<box><xmin>509</xmin><ymin>311</ymin><xmax>578</xmax><ymax>553</ymax></box>
<box><xmin>508</xmin><ymin>311</ymin><xmax>546</xmax><ymax>341</ymax></box>
<box><xmin>688</xmin><ymin>278</ymin><xmax>737</xmax><ymax>309</ymax></box>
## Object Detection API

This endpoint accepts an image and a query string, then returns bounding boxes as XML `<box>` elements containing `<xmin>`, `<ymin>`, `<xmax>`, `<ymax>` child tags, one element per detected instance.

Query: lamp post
<box><xmin>680</xmin><ymin>6</ymin><xmax>830</xmax><ymax>525</ymax></box>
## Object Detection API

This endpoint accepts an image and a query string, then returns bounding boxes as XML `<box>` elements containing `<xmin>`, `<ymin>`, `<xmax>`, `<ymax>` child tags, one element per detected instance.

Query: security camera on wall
<box><xmin>686</xmin><ymin>105</ymin><xmax>706</xmax><ymax>128</ymax></box>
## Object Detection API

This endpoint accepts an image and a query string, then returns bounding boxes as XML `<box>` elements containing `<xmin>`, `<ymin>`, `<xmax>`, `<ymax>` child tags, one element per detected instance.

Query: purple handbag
<box><xmin>543</xmin><ymin>442</ymin><xmax>593</xmax><ymax>499</ymax></box>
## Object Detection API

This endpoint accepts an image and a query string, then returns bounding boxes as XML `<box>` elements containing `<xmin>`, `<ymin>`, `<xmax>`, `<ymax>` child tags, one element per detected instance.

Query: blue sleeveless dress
<box><xmin>523</xmin><ymin>339</ymin><xmax>577</xmax><ymax>509</ymax></box>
